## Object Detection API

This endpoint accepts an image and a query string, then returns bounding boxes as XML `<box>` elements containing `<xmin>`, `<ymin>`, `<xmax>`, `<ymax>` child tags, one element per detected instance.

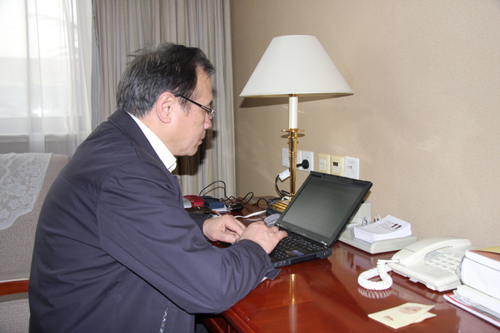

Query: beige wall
<box><xmin>230</xmin><ymin>0</ymin><xmax>500</xmax><ymax>247</ymax></box>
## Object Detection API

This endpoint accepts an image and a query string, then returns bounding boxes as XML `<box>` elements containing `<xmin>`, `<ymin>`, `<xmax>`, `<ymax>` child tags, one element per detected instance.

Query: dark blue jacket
<box><xmin>29</xmin><ymin>109</ymin><xmax>277</xmax><ymax>332</ymax></box>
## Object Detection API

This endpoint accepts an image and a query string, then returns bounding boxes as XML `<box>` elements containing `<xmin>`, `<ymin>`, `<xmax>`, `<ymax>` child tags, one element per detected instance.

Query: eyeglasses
<box><xmin>175</xmin><ymin>94</ymin><xmax>215</xmax><ymax>120</ymax></box>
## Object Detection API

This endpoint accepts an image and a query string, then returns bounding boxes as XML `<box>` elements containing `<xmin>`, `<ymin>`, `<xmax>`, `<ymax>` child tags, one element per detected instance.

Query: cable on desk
<box><xmin>198</xmin><ymin>180</ymin><xmax>282</xmax><ymax>215</ymax></box>
<box><xmin>234</xmin><ymin>210</ymin><xmax>267</xmax><ymax>220</ymax></box>
<box><xmin>256</xmin><ymin>197</ymin><xmax>278</xmax><ymax>210</ymax></box>
<box><xmin>198</xmin><ymin>180</ymin><xmax>254</xmax><ymax>206</ymax></box>
<box><xmin>358</xmin><ymin>260</ymin><xmax>399</xmax><ymax>290</ymax></box>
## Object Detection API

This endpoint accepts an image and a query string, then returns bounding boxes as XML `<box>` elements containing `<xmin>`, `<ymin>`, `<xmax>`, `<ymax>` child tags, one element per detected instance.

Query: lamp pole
<box><xmin>283</xmin><ymin>94</ymin><xmax>303</xmax><ymax>197</ymax></box>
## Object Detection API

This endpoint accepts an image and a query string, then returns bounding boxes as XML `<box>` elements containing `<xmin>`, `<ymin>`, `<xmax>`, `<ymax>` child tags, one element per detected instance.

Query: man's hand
<box><xmin>237</xmin><ymin>221</ymin><xmax>287</xmax><ymax>254</ymax></box>
<box><xmin>203</xmin><ymin>215</ymin><xmax>246</xmax><ymax>244</ymax></box>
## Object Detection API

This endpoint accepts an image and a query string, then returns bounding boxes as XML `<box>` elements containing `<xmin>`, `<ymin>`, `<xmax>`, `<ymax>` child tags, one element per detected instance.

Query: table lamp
<box><xmin>240</xmin><ymin>35</ymin><xmax>353</xmax><ymax>199</ymax></box>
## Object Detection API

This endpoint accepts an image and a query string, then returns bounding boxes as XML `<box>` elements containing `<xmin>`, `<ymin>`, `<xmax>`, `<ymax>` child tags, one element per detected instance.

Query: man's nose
<box><xmin>205</xmin><ymin>116</ymin><xmax>212</xmax><ymax>129</ymax></box>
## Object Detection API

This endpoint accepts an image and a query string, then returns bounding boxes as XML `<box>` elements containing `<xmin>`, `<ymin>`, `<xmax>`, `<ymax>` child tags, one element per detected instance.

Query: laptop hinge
<box><xmin>279</xmin><ymin>226</ymin><xmax>330</xmax><ymax>249</ymax></box>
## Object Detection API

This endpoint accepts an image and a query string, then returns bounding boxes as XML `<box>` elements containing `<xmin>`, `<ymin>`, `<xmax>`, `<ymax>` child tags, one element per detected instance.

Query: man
<box><xmin>29</xmin><ymin>43</ymin><xmax>287</xmax><ymax>332</ymax></box>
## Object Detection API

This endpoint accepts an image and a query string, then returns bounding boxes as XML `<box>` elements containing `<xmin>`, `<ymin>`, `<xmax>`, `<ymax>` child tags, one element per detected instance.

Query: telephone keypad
<box><xmin>425</xmin><ymin>252</ymin><xmax>462</xmax><ymax>273</ymax></box>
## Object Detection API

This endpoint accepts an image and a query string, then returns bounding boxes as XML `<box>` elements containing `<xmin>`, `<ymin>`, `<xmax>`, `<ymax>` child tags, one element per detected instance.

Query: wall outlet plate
<box><xmin>298</xmin><ymin>151</ymin><xmax>314</xmax><ymax>172</ymax></box>
<box><xmin>282</xmin><ymin>148</ymin><xmax>289</xmax><ymax>168</ymax></box>
<box><xmin>343</xmin><ymin>156</ymin><xmax>359</xmax><ymax>179</ymax></box>
<box><xmin>318</xmin><ymin>153</ymin><xmax>331</xmax><ymax>173</ymax></box>
<box><xmin>330</xmin><ymin>155</ymin><xmax>344</xmax><ymax>176</ymax></box>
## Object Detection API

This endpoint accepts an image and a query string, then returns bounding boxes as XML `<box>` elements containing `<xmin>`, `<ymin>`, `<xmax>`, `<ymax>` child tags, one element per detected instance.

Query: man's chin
<box><xmin>178</xmin><ymin>142</ymin><xmax>203</xmax><ymax>157</ymax></box>
<box><xmin>187</xmin><ymin>146</ymin><xmax>201</xmax><ymax>156</ymax></box>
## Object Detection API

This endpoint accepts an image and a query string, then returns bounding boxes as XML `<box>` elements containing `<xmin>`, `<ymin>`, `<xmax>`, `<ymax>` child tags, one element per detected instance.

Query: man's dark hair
<box><xmin>116</xmin><ymin>43</ymin><xmax>215</xmax><ymax>117</ymax></box>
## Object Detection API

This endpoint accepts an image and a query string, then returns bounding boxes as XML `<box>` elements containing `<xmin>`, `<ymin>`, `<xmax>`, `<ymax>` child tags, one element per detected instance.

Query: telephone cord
<box><xmin>358</xmin><ymin>259</ymin><xmax>399</xmax><ymax>290</ymax></box>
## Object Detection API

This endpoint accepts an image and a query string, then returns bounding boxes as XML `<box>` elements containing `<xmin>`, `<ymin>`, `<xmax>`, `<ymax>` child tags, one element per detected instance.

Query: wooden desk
<box><xmin>204</xmin><ymin>202</ymin><xmax>500</xmax><ymax>333</ymax></box>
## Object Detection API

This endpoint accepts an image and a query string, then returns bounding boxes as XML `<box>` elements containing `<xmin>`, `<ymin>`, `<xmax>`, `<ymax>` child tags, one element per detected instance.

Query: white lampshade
<box><xmin>240</xmin><ymin>35</ymin><xmax>353</xmax><ymax>97</ymax></box>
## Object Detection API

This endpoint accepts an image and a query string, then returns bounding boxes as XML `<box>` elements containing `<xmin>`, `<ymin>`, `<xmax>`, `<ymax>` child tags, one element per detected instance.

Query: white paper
<box><xmin>368</xmin><ymin>302</ymin><xmax>435</xmax><ymax>329</ymax></box>
<box><xmin>353</xmin><ymin>215</ymin><xmax>411</xmax><ymax>243</ymax></box>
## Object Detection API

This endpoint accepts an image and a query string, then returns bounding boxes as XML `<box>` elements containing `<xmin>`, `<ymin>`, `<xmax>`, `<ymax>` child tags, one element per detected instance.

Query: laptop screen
<box><xmin>277</xmin><ymin>172</ymin><xmax>372</xmax><ymax>246</ymax></box>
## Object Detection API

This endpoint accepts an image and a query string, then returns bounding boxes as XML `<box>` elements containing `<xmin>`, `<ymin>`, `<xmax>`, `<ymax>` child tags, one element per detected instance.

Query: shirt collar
<box><xmin>127</xmin><ymin>112</ymin><xmax>177</xmax><ymax>172</ymax></box>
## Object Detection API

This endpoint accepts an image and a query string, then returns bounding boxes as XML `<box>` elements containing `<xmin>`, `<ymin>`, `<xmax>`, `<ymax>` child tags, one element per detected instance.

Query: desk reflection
<box><xmin>222</xmin><ymin>242</ymin><xmax>500</xmax><ymax>333</ymax></box>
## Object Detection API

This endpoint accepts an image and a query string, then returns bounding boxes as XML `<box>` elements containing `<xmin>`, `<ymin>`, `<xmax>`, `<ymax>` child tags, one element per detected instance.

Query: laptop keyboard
<box><xmin>271</xmin><ymin>233</ymin><xmax>323</xmax><ymax>259</ymax></box>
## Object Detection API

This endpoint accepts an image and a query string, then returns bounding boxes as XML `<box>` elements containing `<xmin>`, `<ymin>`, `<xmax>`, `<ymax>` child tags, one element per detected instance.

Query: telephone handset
<box><xmin>358</xmin><ymin>237</ymin><xmax>474</xmax><ymax>292</ymax></box>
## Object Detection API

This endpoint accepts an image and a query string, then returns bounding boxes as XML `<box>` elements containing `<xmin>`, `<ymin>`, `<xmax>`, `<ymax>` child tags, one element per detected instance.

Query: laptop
<box><xmin>270</xmin><ymin>171</ymin><xmax>372</xmax><ymax>267</ymax></box>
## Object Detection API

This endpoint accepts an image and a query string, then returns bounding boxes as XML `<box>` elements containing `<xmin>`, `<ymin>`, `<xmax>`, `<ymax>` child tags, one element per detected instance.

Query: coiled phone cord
<box><xmin>358</xmin><ymin>259</ymin><xmax>400</xmax><ymax>290</ymax></box>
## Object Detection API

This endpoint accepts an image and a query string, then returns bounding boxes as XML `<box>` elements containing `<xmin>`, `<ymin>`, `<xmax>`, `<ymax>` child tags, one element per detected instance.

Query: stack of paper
<box><xmin>456</xmin><ymin>285</ymin><xmax>500</xmax><ymax>317</ymax></box>
<box><xmin>353</xmin><ymin>215</ymin><xmax>411</xmax><ymax>243</ymax></box>
<box><xmin>444</xmin><ymin>291</ymin><xmax>500</xmax><ymax>328</ymax></box>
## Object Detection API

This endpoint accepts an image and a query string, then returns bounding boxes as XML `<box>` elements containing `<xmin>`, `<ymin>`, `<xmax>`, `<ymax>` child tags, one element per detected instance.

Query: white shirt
<box><xmin>127</xmin><ymin>112</ymin><xmax>177</xmax><ymax>172</ymax></box>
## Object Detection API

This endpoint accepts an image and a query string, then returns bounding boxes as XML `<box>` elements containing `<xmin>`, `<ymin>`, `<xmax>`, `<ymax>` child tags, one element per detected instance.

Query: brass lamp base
<box><xmin>282</xmin><ymin>128</ymin><xmax>304</xmax><ymax>197</ymax></box>
<box><xmin>268</xmin><ymin>199</ymin><xmax>290</xmax><ymax>214</ymax></box>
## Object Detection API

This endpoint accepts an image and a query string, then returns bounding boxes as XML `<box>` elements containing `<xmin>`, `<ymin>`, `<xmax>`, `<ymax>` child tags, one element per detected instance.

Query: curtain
<box><xmin>0</xmin><ymin>0</ymin><xmax>93</xmax><ymax>155</ymax></box>
<box><xmin>93</xmin><ymin>0</ymin><xmax>236</xmax><ymax>199</ymax></box>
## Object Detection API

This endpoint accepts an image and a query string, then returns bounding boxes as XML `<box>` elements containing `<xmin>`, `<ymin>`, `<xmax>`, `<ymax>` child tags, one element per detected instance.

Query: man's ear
<box><xmin>156</xmin><ymin>92</ymin><xmax>176</xmax><ymax>123</ymax></box>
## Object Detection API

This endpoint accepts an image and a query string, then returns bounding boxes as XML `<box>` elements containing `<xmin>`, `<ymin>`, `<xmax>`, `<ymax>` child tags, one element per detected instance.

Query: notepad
<box><xmin>353</xmin><ymin>215</ymin><xmax>411</xmax><ymax>243</ymax></box>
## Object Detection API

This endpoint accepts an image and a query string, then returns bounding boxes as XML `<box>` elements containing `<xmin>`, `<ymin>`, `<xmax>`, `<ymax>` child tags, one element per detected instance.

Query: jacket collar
<box><xmin>107</xmin><ymin>109</ymin><xmax>161</xmax><ymax>164</ymax></box>
<box><xmin>127</xmin><ymin>112</ymin><xmax>177</xmax><ymax>171</ymax></box>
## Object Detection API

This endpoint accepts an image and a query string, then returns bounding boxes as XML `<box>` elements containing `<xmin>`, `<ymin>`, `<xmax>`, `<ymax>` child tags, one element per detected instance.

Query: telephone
<box><xmin>358</xmin><ymin>236</ymin><xmax>475</xmax><ymax>292</ymax></box>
